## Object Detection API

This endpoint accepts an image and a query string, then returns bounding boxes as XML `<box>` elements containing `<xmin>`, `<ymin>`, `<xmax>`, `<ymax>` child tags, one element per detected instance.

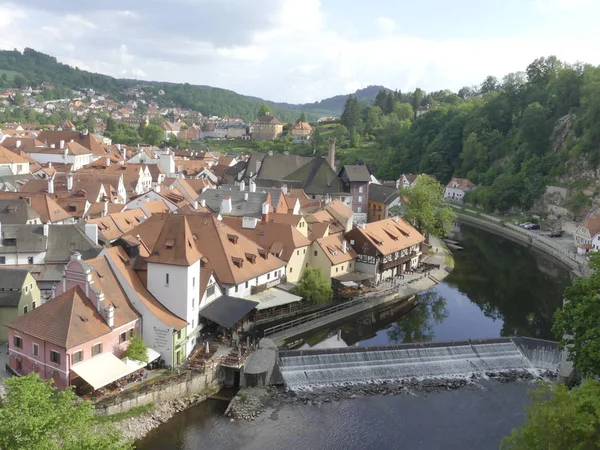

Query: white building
<box><xmin>444</xmin><ymin>178</ymin><xmax>477</xmax><ymax>203</ymax></box>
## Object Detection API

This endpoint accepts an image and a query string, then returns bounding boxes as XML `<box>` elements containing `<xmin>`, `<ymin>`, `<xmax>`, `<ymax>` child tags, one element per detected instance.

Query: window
<box><xmin>296</xmin><ymin>250</ymin><xmax>299</xmax><ymax>256</ymax></box>
<box><xmin>314</xmin><ymin>251</ymin><xmax>318</xmax><ymax>257</ymax></box>
<box><xmin>23</xmin><ymin>305</ymin><xmax>28</xmax><ymax>314</ymax></box>
<box><xmin>50</xmin><ymin>350</ymin><xmax>60</xmax><ymax>365</ymax></box>
<box><xmin>267</xmin><ymin>273</ymin><xmax>270</xmax><ymax>280</ymax></box>
<box><xmin>165</xmin><ymin>274</ymin><xmax>170</xmax><ymax>285</ymax></box>
<box><xmin>192</xmin><ymin>319</ymin><xmax>195</xmax><ymax>328</ymax></box>
<box><xmin>32</xmin><ymin>301</ymin><xmax>36</xmax><ymax>309</ymax></box>
<box><xmin>30</xmin><ymin>283</ymin><xmax>32</xmax><ymax>290</ymax></box>
<box><xmin>207</xmin><ymin>285</ymin><xmax>215</xmax><ymax>297</ymax></box>
<box><xmin>235</xmin><ymin>285</ymin><xmax>238</xmax><ymax>293</ymax></box>
<box><xmin>306</xmin><ymin>263</ymin><xmax>308</xmax><ymax>268</ymax></box>
<box><xmin>275</xmin><ymin>271</ymin><xmax>279</xmax><ymax>278</ymax></box>
<box><xmin>129</xmin><ymin>329</ymin><xmax>135</xmax><ymax>339</ymax></box>
<box><xmin>32</xmin><ymin>343</ymin><xmax>39</xmax><ymax>357</ymax></box>
<box><xmin>192</xmin><ymin>297</ymin><xmax>195</xmax><ymax>308</ymax></box>
<box><xmin>92</xmin><ymin>343</ymin><xmax>102</xmax><ymax>356</ymax></box>
<box><xmin>25</xmin><ymin>286</ymin><xmax>28</xmax><ymax>293</ymax></box>
<box><xmin>177</xmin><ymin>330</ymin><xmax>182</xmax><ymax>340</ymax></box>
<box><xmin>341</xmin><ymin>197</ymin><xmax>345</xmax><ymax>202</ymax></box>
<box><xmin>13</xmin><ymin>336</ymin><xmax>22</xmax><ymax>349</ymax></box>
<box><xmin>0</xmin><ymin>257</ymin><xmax>5</xmax><ymax>264</ymax></box>
<box><xmin>119</xmin><ymin>332</ymin><xmax>127</xmax><ymax>344</ymax></box>
<box><xmin>289</xmin><ymin>267</ymin><xmax>293</xmax><ymax>273</ymax></box>
<box><xmin>304</xmin><ymin>249</ymin><xmax>306</xmax><ymax>254</ymax></box>
<box><xmin>72</xmin><ymin>350</ymin><xmax>83</xmax><ymax>364</ymax></box>
<box><xmin>357</xmin><ymin>207</ymin><xmax>362</xmax><ymax>213</ymax></box>
<box><xmin>358</xmin><ymin>196</ymin><xmax>363</xmax><ymax>203</ymax></box>
<box><xmin>192</xmin><ymin>277</ymin><xmax>195</xmax><ymax>288</ymax></box>
<box><xmin>245</xmin><ymin>281</ymin><xmax>249</xmax><ymax>288</ymax></box>
<box><xmin>359</xmin><ymin>186</ymin><xmax>364</xmax><ymax>194</ymax></box>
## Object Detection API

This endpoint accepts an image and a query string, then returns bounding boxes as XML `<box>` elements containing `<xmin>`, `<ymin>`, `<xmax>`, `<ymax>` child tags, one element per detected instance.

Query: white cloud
<box><xmin>533</xmin><ymin>0</ymin><xmax>590</xmax><ymax>11</ymax></box>
<box><xmin>1</xmin><ymin>1</ymin><xmax>600</xmax><ymax>103</ymax></box>
<box><xmin>376</xmin><ymin>17</ymin><xmax>396</xmax><ymax>34</ymax></box>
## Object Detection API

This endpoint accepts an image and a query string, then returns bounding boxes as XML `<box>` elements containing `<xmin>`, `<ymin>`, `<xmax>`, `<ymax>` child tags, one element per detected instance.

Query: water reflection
<box><xmin>387</xmin><ymin>291</ymin><xmax>448</xmax><ymax>344</ymax></box>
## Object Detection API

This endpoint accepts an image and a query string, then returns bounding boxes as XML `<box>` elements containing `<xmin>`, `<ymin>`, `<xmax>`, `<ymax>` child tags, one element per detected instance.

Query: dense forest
<box><xmin>0</xmin><ymin>48</ymin><xmax>381</xmax><ymax>121</ymax></box>
<box><xmin>324</xmin><ymin>56</ymin><xmax>599</xmax><ymax>213</ymax></box>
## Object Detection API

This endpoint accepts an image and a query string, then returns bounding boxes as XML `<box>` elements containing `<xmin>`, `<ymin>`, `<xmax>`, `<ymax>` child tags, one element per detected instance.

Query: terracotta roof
<box><xmin>290</xmin><ymin>121</ymin><xmax>313</xmax><ymax>132</ymax></box>
<box><xmin>5</xmin><ymin>286</ymin><xmax>112</xmax><ymax>349</ymax></box>
<box><xmin>254</xmin><ymin>115</ymin><xmax>283</xmax><ymax>125</ymax></box>
<box><xmin>104</xmin><ymin>247</ymin><xmax>187</xmax><ymax>330</ymax></box>
<box><xmin>269</xmin><ymin>213</ymin><xmax>304</xmax><ymax>227</ymax></box>
<box><xmin>146</xmin><ymin>215</ymin><xmax>203</xmax><ymax>266</ymax></box>
<box><xmin>0</xmin><ymin>192</ymin><xmax>73</xmax><ymax>223</ymax></box>
<box><xmin>582</xmin><ymin>214</ymin><xmax>600</xmax><ymax>237</ymax></box>
<box><xmin>447</xmin><ymin>178</ymin><xmax>476</xmax><ymax>190</ymax></box>
<box><xmin>222</xmin><ymin>217</ymin><xmax>311</xmax><ymax>262</ymax></box>
<box><xmin>83</xmin><ymin>202</ymin><xmax>124</xmax><ymax>219</ymax></box>
<box><xmin>125</xmin><ymin>214</ymin><xmax>286</xmax><ymax>285</ymax></box>
<box><xmin>0</xmin><ymin>145</ymin><xmax>29</xmax><ymax>164</ymax></box>
<box><xmin>316</xmin><ymin>233</ymin><xmax>357</xmax><ymax>265</ymax></box>
<box><xmin>199</xmin><ymin>267</ymin><xmax>214</xmax><ymax>299</ymax></box>
<box><xmin>0</xmin><ymin>137</ymin><xmax>46</xmax><ymax>150</ymax></box>
<box><xmin>88</xmin><ymin>209</ymin><xmax>147</xmax><ymax>241</ymax></box>
<box><xmin>347</xmin><ymin>217</ymin><xmax>425</xmax><ymax>256</ymax></box>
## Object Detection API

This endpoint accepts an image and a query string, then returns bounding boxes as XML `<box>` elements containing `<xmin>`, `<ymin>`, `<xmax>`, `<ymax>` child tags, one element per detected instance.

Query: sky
<box><xmin>0</xmin><ymin>0</ymin><xmax>599</xmax><ymax>104</ymax></box>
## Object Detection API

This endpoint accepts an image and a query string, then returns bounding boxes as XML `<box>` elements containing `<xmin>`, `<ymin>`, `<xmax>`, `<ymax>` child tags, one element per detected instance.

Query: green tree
<box><xmin>374</xmin><ymin>89</ymin><xmax>389</xmax><ymax>110</ymax></box>
<box><xmin>142</xmin><ymin>124</ymin><xmax>164</xmax><ymax>146</ymax></box>
<box><xmin>298</xmin><ymin>111</ymin><xmax>307</xmax><ymax>122</ymax></box>
<box><xmin>553</xmin><ymin>253</ymin><xmax>600</xmax><ymax>377</ymax></box>
<box><xmin>340</xmin><ymin>95</ymin><xmax>360</xmax><ymax>135</ymax></box>
<box><xmin>106</xmin><ymin>116</ymin><xmax>116</xmax><ymax>133</ymax></box>
<box><xmin>0</xmin><ymin>373</ymin><xmax>132</xmax><ymax>450</ymax></box>
<box><xmin>257</xmin><ymin>104</ymin><xmax>272</xmax><ymax>117</ymax></box>
<box><xmin>13</xmin><ymin>73</ymin><xmax>26</xmax><ymax>88</ymax></box>
<box><xmin>124</xmin><ymin>336</ymin><xmax>148</xmax><ymax>362</ymax></box>
<box><xmin>501</xmin><ymin>380</ymin><xmax>600</xmax><ymax>450</ymax></box>
<box><xmin>291</xmin><ymin>268</ymin><xmax>333</xmax><ymax>305</ymax></box>
<box><xmin>402</xmin><ymin>174</ymin><xmax>456</xmax><ymax>237</ymax></box>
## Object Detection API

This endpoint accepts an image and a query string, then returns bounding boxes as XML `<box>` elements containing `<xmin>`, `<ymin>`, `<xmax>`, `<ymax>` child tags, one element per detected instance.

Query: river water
<box><xmin>137</xmin><ymin>226</ymin><xmax>572</xmax><ymax>450</ymax></box>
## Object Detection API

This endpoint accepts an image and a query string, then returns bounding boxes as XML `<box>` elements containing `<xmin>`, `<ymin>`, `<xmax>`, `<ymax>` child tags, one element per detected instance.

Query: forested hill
<box><xmin>0</xmin><ymin>48</ymin><xmax>385</xmax><ymax>121</ymax></box>
<box><xmin>329</xmin><ymin>56</ymin><xmax>599</xmax><ymax>214</ymax></box>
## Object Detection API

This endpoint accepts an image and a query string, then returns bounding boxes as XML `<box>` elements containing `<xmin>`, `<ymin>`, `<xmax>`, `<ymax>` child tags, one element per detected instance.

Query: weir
<box><xmin>278</xmin><ymin>337</ymin><xmax>561</xmax><ymax>388</ymax></box>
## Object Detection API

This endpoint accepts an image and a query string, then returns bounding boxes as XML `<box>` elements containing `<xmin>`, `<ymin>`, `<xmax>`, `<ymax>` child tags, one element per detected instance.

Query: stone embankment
<box><xmin>114</xmin><ymin>393</ymin><xmax>208</xmax><ymax>442</ymax></box>
<box><xmin>225</xmin><ymin>387</ymin><xmax>269</xmax><ymax>420</ymax></box>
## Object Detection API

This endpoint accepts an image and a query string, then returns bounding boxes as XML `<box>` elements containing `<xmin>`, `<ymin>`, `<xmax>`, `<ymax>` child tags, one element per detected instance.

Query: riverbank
<box><xmin>269</xmin><ymin>235</ymin><xmax>453</xmax><ymax>347</ymax></box>
<box><xmin>112</xmin><ymin>388</ymin><xmax>220</xmax><ymax>442</ymax></box>
<box><xmin>452</xmin><ymin>207</ymin><xmax>588</xmax><ymax>277</ymax></box>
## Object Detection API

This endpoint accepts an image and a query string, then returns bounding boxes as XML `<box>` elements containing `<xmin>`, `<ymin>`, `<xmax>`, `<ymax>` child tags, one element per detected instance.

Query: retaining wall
<box><xmin>94</xmin><ymin>365</ymin><xmax>223</xmax><ymax>416</ymax></box>
<box><xmin>456</xmin><ymin>213</ymin><xmax>588</xmax><ymax>276</ymax></box>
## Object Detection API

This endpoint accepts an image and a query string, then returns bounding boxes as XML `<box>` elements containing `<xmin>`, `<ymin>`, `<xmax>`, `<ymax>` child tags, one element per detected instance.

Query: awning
<box><xmin>198</xmin><ymin>295</ymin><xmax>259</xmax><ymax>328</ymax></box>
<box><xmin>122</xmin><ymin>348</ymin><xmax>161</xmax><ymax>370</ymax></box>
<box><xmin>247</xmin><ymin>288</ymin><xmax>302</xmax><ymax>311</ymax></box>
<box><xmin>71</xmin><ymin>353</ymin><xmax>140</xmax><ymax>391</ymax></box>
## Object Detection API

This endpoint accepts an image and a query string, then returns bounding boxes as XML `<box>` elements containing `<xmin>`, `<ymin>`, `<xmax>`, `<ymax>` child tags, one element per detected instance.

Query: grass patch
<box><xmin>0</xmin><ymin>69</ymin><xmax>20</xmax><ymax>81</ymax></box>
<box><xmin>443</xmin><ymin>247</ymin><xmax>455</xmax><ymax>269</ymax></box>
<box><xmin>94</xmin><ymin>402</ymin><xmax>154</xmax><ymax>424</ymax></box>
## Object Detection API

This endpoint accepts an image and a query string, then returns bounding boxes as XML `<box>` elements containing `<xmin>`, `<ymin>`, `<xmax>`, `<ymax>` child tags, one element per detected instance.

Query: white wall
<box><xmin>147</xmin><ymin>260</ymin><xmax>200</xmax><ymax>356</ymax></box>
<box><xmin>0</xmin><ymin>251</ymin><xmax>46</xmax><ymax>265</ymax></box>
<box><xmin>28</xmin><ymin>152</ymin><xmax>92</xmax><ymax>171</ymax></box>
<box><xmin>0</xmin><ymin>161</ymin><xmax>29</xmax><ymax>175</ymax></box>
<box><xmin>225</xmin><ymin>266</ymin><xmax>286</xmax><ymax>298</ymax></box>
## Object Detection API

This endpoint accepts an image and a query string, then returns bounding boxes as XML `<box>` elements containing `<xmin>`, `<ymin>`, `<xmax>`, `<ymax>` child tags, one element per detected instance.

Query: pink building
<box><xmin>6</xmin><ymin>253</ymin><xmax>141</xmax><ymax>390</ymax></box>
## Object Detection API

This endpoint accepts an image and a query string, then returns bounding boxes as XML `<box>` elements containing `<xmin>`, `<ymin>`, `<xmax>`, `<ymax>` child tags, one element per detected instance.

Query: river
<box><xmin>137</xmin><ymin>226</ymin><xmax>572</xmax><ymax>450</ymax></box>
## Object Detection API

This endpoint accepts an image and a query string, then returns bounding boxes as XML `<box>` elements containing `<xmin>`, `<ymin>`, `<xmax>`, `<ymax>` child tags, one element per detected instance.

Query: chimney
<box><xmin>67</xmin><ymin>174</ymin><xmax>73</xmax><ymax>192</ymax></box>
<box><xmin>59</xmin><ymin>139</ymin><xmax>65</xmax><ymax>149</ymax></box>
<box><xmin>342</xmin><ymin>240</ymin><xmax>347</xmax><ymax>253</ymax></box>
<box><xmin>120</xmin><ymin>158</ymin><xmax>125</xmax><ymax>166</ymax></box>
<box><xmin>261</xmin><ymin>202</ymin><xmax>270</xmax><ymax>223</ymax></box>
<box><xmin>43</xmin><ymin>222</ymin><xmax>50</xmax><ymax>237</ymax></box>
<box><xmin>70</xmin><ymin>251</ymin><xmax>81</xmax><ymax>261</ymax></box>
<box><xmin>328</xmin><ymin>138</ymin><xmax>336</xmax><ymax>170</ymax></box>
<box><xmin>200</xmin><ymin>198</ymin><xmax>206</xmax><ymax>208</ymax></box>
<box><xmin>103</xmin><ymin>201</ymin><xmax>108</xmax><ymax>217</ymax></box>
<box><xmin>193</xmin><ymin>200</ymin><xmax>198</xmax><ymax>209</ymax></box>
<box><xmin>84</xmin><ymin>223</ymin><xmax>99</xmax><ymax>245</ymax></box>
<box><xmin>50</xmin><ymin>144</ymin><xmax>55</xmax><ymax>149</ymax></box>
<box><xmin>105</xmin><ymin>156</ymin><xmax>111</xmax><ymax>167</ymax></box>
<box><xmin>104</xmin><ymin>303</ymin><xmax>115</xmax><ymax>328</ymax></box>
<box><xmin>249</xmin><ymin>180</ymin><xmax>256</xmax><ymax>193</ymax></box>
<box><xmin>281</xmin><ymin>184</ymin><xmax>288</xmax><ymax>195</ymax></box>
<box><xmin>15</xmin><ymin>140</ymin><xmax>21</xmax><ymax>148</ymax></box>
<box><xmin>48</xmin><ymin>162</ymin><xmax>52</xmax><ymax>168</ymax></box>
<box><xmin>63</xmin><ymin>147</ymin><xmax>68</xmax><ymax>161</ymax></box>
<box><xmin>47</xmin><ymin>176</ymin><xmax>54</xmax><ymax>194</ymax></box>
<box><xmin>360</xmin><ymin>222</ymin><xmax>366</xmax><ymax>230</ymax></box>
<box><xmin>220</xmin><ymin>196</ymin><xmax>232</xmax><ymax>214</ymax></box>
<box><xmin>156</xmin><ymin>185</ymin><xmax>161</xmax><ymax>193</ymax></box>
<box><xmin>244</xmin><ymin>193</ymin><xmax>249</xmax><ymax>201</ymax></box>
<box><xmin>240</xmin><ymin>180</ymin><xmax>246</xmax><ymax>191</ymax></box>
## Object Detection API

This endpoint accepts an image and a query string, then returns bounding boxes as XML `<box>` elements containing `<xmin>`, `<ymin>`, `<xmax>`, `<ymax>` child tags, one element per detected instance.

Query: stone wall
<box><xmin>456</xmin><ymin>213</ymin><xmax>589</xmax><ymax>277</ymax></box>
<box><xmin>94</xmin><ymin>365</ymin><xmax>223</xmax><ymax>416</ymax></box>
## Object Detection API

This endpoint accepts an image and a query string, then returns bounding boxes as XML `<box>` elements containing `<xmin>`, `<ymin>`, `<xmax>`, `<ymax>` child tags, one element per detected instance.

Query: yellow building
<box><xmin>289</xmin><ymin>121</ymin><xmax>313</xmax><ymax>142</ymax></box>
<box><xmin>310</xmin><ymin>233</ymin><xmax>357</xmax><ymax>280</ymax></box>
<box><xmin>251</xmin><ymin>115</ymin><xmax>284</xmax><ymax>140</ymax></box>
<box><xmin>0</xmin><ymin>270</ymin><xmax>41</xmax><ymax>341</ymax></box>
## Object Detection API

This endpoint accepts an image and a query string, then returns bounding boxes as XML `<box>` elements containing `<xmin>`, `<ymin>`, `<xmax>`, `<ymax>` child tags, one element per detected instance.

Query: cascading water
<box><xmin>278</xmin><ymin>338</ymin><xmax>561</xmax><ymax>388</ymax></box>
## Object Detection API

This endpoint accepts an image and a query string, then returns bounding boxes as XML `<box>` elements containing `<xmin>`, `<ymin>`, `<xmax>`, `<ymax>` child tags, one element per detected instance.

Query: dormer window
<box><xmin>165</xmin><ymin>239</ymin><xmax>175</xmax><ymax>249</ymax></box>
<box><xmin>227</xmin><ymin>234</ymin><xmax>238</xmax><ymax>244</ymax></box>
<box><xmin>245</xmin><ymin>253</ymin><xmax>256</xmax><ymax>264</ymax></box>
<box><xmin>232</xmin><ymin>256</ymin><xmax>244</xmax><ymax>268</ymax></box>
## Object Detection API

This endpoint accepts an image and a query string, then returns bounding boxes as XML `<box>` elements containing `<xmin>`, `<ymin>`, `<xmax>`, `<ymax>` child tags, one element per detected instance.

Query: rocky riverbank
<box><xmin>114</xmin><ymin>393</ymin><xmax>208</xmax><ymax>442</ymax></box>
<box><xmin>224</xmin><ymin>369</ymin><xmax>555</xmax><ymax>422</ymax></box>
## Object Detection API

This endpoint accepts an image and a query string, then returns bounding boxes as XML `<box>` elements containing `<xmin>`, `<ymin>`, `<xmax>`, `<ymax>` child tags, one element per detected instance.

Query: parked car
<box><xmin>549</xmin><ymin>231</ymin><xmax>564</xmax><ymax>238</ymax></box>
<box><xmin>519</xmin><ymin>222</ymin><xmax>533</xmax><ymax>228</ymax></box>
<box><xmin>526</xmin><ymin>224</ymin><xmax>540</xmax><ymax>230</ymax></box>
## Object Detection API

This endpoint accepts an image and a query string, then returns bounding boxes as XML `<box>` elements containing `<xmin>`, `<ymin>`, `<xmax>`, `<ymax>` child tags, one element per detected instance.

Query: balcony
<box><xmin>379</xmin><ymin>252</ymin><xmax>418</xmax><ymax>271</ymax></box>
<box><xmin>250</xmin><ymin>275</ymin><xmax>287</xmax><ymax>295</ymax></box>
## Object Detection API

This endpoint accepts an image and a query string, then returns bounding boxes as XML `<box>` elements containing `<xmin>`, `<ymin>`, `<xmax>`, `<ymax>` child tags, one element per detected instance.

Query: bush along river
<box><xmin>136</xmin><ymin>225</ymin><xmax>572</xmax><ymax>450</ymax></box>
